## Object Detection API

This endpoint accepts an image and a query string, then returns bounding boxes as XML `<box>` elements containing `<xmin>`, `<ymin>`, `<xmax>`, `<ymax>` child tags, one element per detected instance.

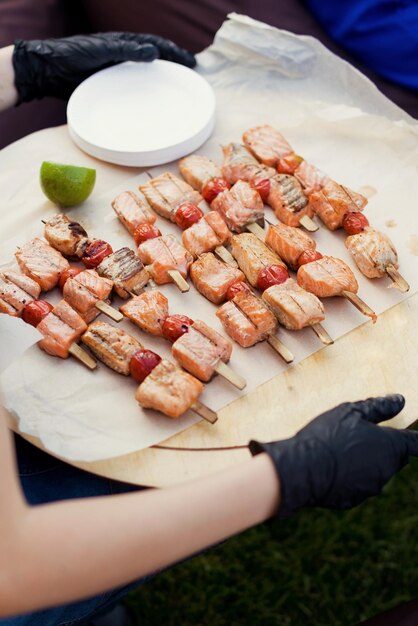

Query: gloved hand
<box><xmin>12</xmin><ymin>32</ymin><xmax>196</xmax><ymax>104</ymax></box>
<box><xmin>250</xmin><ymin>395</ymin><xmax>418</xmax><ymax>518</ymax></box>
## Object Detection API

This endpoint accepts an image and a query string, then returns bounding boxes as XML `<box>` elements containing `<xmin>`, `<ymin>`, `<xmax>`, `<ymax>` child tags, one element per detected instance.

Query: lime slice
<box><xmin>40</xmin><ymin>161</ymin><xmax>96</xmax><ymax>207</ymax></box>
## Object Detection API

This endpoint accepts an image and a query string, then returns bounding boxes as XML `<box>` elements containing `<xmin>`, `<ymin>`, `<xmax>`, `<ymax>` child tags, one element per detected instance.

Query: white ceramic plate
<box><xmin>67</xmin><ymin>60</ymin><xmax>216</xmax><ymax>167</ymax></box>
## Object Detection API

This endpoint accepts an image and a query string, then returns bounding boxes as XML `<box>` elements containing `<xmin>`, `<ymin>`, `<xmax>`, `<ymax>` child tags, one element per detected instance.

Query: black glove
<box><xmin>12</xmin><ymin>32</ymin><xmax>196</xmax><ymax>103</ymax></box>
<box><xmin>250</xmin><ymin>395</ymin><xmax>418</xmax><ymax>518</ymax></box>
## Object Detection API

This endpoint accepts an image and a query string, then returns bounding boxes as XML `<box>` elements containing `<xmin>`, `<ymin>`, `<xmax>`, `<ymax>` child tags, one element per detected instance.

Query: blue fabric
<box><xmin>304</xmin><ymin>0</ymin><xmax>418</xmax><ymax>90</ymax></box>
<box><xmin>0</xmin><ymin>436</ymin><xmax>149</xmax><ymax>626</ymax></box>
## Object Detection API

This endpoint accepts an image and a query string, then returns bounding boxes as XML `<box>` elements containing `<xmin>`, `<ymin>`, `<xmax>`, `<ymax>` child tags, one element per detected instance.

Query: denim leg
<box><xmin>0</xmin><ymin>436</ymin><xmax>151</xmax><ymax>626</ymax></box>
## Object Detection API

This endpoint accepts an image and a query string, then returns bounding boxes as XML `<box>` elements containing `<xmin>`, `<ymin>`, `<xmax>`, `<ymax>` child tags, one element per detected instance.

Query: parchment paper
<box><xmin>1</xmin><ymin>13</ymin><xmax>418</xmax><ymax>461</ymax></box>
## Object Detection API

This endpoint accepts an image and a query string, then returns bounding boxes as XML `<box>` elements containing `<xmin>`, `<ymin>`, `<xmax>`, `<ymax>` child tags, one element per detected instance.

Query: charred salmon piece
<box><xmin>211</xmin><ymin>180</ymin><xmax>264</xmax><ymax>233</ymax></box>
<box><xmin>135</xmin><ymin>359</ymin><xmax>204</xmax><ymax>418</ymax></box>
<box><xmin>297</xmin><ymin>256</ymin><xmax>358</xmax><ymax>297</ymax></box>
<box><xmin>137</xmin><ymin>235</ymin><xmax>193</xmax><ymax>284</ymax></box>
<box><xmin>140</xmin><ymin>172</ymin><xmax>203</xmax><ymax>222</ymax></box>
<box><xmin>216</xmin><ymin>291</ymin><xmax>277</xmax><ymax>348</ymax></box>
<box><xmin>15</xmin><ymin>237</ymin><xmax>69</xmax><ymax>291</ymax></box>
<box><xmin>294</xmin><ymin>161</ymin><xmax>330</xmax><ymax>196</ymax></box>
<box><xmin>267</xmin><ymin>174</ymin><xmax>313</xmax><ymax>227</ymax></box>
<box><xmin>112</xmin><ymin>191</ymin><xmax>156</xmax><ymax>235</ymax></box>
<box><xmin>81</xmin><ymin>320</ymin><xmax>142</xmax><ymax>375</ymax></box>
<box><xmin>230</xmin><ymin>233</ymin><xmax>285</xmax><ymax>287</ymax></box>
<box><xmin>345</xmin><ymin>228</ymin><xmax>398</xmax><ymax>279</ymax></box>
<box><xmin>262</xmin><ymin>278</ymin><xmax>325</xmax><ymax>330</ymax></box>
<box><xmin>242</xmin><ymin>125</ymin><xmax>293</xmax><ymax>167</ymax></box>
<box><xmin>172</xmin><ymin>320</ymin><xmax>232</xmax><ymax>381</ymax></box>
<box><xmin>97</xmin><ymin>248</ymin><xmax>149</xmax><ymax>298</ymax></box>
<box><xmin>120</xmin><ymin>291</ymin><xmax>169</xmax><ymax>336</ymax></box>
<box><xmin>179</xmin><ymin>155</ymin><xmax>221</xmax><ymax>191</ymax></box>
<box><xmin>265</xmin><ymin>223</ymin><xmax>316</xmax><ymax>270</ymax></box>
<box><xmin>37</xmin><ymin>300</ymin><xmax>87</xmax><ymax>359</ymax></box>
<box><xmin>63</xmin><ymin>270</ymin><xmax>113</xmax><ymax>321</ymax></box>
<box><xmin>0</xmin><ymin>275</ymin><xmax>37</xmax><ymax>316</ymax></box>
<box><xmin>221</xmin><ymin>143</ymin><xmax>276</xmax><ymax>186</ymax></box>
<box><xmin>44</xmin><ymin>214</ymin><xmax>90</xmax><ymax>258</ymax></box>
<box><xmin>1</xmin><ymin>270</ymin><xmax>41</xmax><ymax>299</ymax></box>
<box><xmin>310</xmin><ymin>180</ymin><xmax>367</xmax><ymax>231</ymax></box>
<box><xmin>190</xmin><ymin>253</ymin><xmax>245</xmax><ymax>304</ymax></box>
<box><xmin>182</xmin><ymin>212</ymin><xmax>231</xmax><ymax>258</ymax></box>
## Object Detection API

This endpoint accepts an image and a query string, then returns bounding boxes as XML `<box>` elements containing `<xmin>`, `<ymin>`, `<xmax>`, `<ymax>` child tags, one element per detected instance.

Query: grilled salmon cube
<box><xmin>216</xmin><ymin>291</ymin><xmax>277</xmax><ymax>348</ymax></box>
<box><xmin>112</xmin><ymin>191</ymin><xmax>156</xmax><ymax>236</ymax></box>
<box><xmin>172</xmin><ymin>320</ymin><xmax>232</xmax><ymax>381</ymax></box>
<box><xmin>135</xmin><ymin>359</ymin><xmax>203</xmax><ymax>418</ymax></box>
<box><xmin>37</xmin><ymin>300</ymin><xmax>87</xmax><ymax>359</ymax></box>
<box><xmin>182</xmin><ymin>212</ymin><xmax>231</xmax><ymax>258</ymax></box>
<box><xmin>190</xmin><ymin>253</ymin><xmax>245</xmax><ymax>304</ymax></box>
<box><xmin>265</xmin><ymin>223</ymin><xmax>316</xmax><ymax>270</ymax></box>
<box><xmin>221</xmin><ymin>143</ymin><xmax>276</xmax><ymax>186</ymax></box>
<box><xmin>120</xmin><ymin>291</ymin><xmax>169</xmax><ymax>336</ymax></box>
<box><xmin>294</xmin><ymin>161</ymin><xmax>330</xmax><ymax>196</ymax></box>
<box><xmin>345</xmin><ymin>228</ymin><xmax>398</xmax><ymax>278</ymax></box>
<box><xmin>297</xmin><ymin>256</ymin><xmax>358</xmax><ymax>297</ymax></box>
<box><xmin>63</xmin><ymin>270</ymin><xmax>113</xmax><ymax>323</ymax></box>
<box><xmin>139</xmin><ymin>172</ymin><xmax>202</xmax><ymax>222</ymax></box>
<box><xmin>310</xmin><ymin>180</ymin><xmax>367</xmax><ymax>231</ymax></box>
<box><xmin>211</xmin><ymin>180</ymin><xmax>264</xmax><ymax>233</ymax></box>
<box><xmin>97</xmin><ymin>248</ymin><xmax>149</xmax><ymax>298</ymax></box>
<box><xmin>262</xmin><ymin>279</ymin><xmax>325</xmax><ymax>330</ymax></box>
<box><xmin>0</xmin><ymin>270</ymin><xmax>41</xmax><ymax>316</ymax></box>
<box><xmin>242</xmin><ymin>125</ymin><xmax>293</xmax><ymax>167</ymax></box>
<box><xmin>267</xmin><ymin>174</ymin><xmax>313</xmax><ymax>227</ymax></box>
<box><xmin>137</xmin><ymin>235</ymin><xmax>193</xmax><ymax>284</ymax></box>
<box><xmin>179</xmin><ymin>155</ymin><xmax>221</xmax><ymax>191</ymax></box>
<box><xmin>81</xmin><ymin>320</ymin><xmax>143</xmax><ymax>375</ymax></box>
<box><xmin>230</xmin><ymin>233</ymin><xmax>285</xmax><ymax>287</ymax></box>
<box><xmin>44</xmin><ymin>214</ymin><xmax>90</xmax><ymax>258</ymax></box>
<box><xmin>15</xmin><ymin>237</ymin><xmax>69</xmax><ymax>291</ymax></box>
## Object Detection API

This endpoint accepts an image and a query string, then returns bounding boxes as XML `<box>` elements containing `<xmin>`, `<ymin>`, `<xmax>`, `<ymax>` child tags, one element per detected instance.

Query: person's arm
<box><xmin>0</xmin><ymin>46</ymin><xmax>17</xmax><ymax>111</ymax></box>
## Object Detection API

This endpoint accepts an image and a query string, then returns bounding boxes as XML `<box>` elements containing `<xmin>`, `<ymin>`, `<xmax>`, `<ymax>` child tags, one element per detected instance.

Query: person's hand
<box><xmin>12</xmin><ymin>32</ymin><xmax>196</xmax><ymax>104</ymax></box>
<box><xmin>250</xmin><ymin>395</ymin><xmax>418</xmax><ymax>518</ymax></box>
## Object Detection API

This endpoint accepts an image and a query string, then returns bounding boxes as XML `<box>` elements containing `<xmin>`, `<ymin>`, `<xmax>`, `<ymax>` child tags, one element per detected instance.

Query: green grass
<box><xmin>125</xmin><ymin>458</ymin><xmax>418</xmax><ymax>625</ymax></box>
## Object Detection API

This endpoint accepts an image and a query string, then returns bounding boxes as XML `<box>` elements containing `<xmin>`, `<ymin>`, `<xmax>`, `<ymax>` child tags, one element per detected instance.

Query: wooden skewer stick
<box><xmin>167</xmin><ymin>270</ymin><xmax>190</xmax><ymax>292</ymax></box>
<box><xmin>214</xmin><ymin>360</ymin><xmax>246</xmax><ymax>390</ymax></box>
<box><xmin>192</xmin><ymin>401</ymin><xmax>218</xmax><ymax>424</ymax></box>
<box><xmin>386</xmin><ymin>264</ymin><xmax>410</xmax><ymax>293</ymax></box>
<box><xmin>267</xmin><ymin>334</ymin><xmax>294</xmax><ymax>363</ymax></box>
<box><xmin>299</xmin><ymin>215</ymin><xmax>319</xmax><ymax>232</ymax></box>
<box><xmin>246</xmin><ymin>222</ymin><xmax>266</xmax><ymax>241</ymax></box>
<box><xmin>341</xmin><ymin>290</ymin><xmax>377</xmax><ymax>322</ymax></box>
<box><xmin>311</xmin><ymin>323</ymin><xmax>334</xmax><ymax>346</ymax></box>
<box><xmin>214</xmin><ymin>245</ymin><xmax>238</xmax><ymax>268</ymax></box>
<box><xmin>95</xmin><ymin>300</ymin><xmax>123</xmax><ymax>322</ymax></box>
<box><xmin>68</xmin><ymin>343</ymin><xmax>97</xmax><ymax>370</ymax></box>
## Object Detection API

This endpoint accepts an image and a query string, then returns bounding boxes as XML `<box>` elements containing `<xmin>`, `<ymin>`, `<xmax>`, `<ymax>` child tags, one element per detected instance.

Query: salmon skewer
<box><xmin>36</xmin><ymin>299</ymin><xmax>96</xmax><ymax>369</ymax></box>
<box><xmin>15</xmin><ymin>237</ymin><xmax>69</xmax><ymax>291</ymax></box>
<box><xmin>190</xmin><ymin>253</ymin><xmax>245</xmax><ymax>304</ymax></box>
<box><xmin>345</xmin><ymin>228</ymin><xmax>409</xmax><ymax>293</ymax></box>
<box><xmin>137</xmin><ymin>235</ymin><xmax>193</xmax><ymax>292</ymax></box>
<box><xmin>81</xmin><ymin>320</ymin><xmax>216</xmax><ymax>422</ymax></box>
<box><xmin>297</xmin><ymin>255</ymin><xmax>377</xmax><ymax>321</ymax></box>
<box><xmin>265</xmin><ymin>222</ymin><xmax>317</xmax><ymax>270</ymax></box>
<box><xmin>310</xmin><ymin>180</ymin><xmax>367</xmax><ymax>231</ymax></box>
<box><xmin>111</xmin><ymin>191</ymin><xmax>156</xmax><ymax>236</ymax></box>
<box><xmin>139</xmin><ymin>172</ymin><xmax>202</xmax><ymax>222</ymax></box>
<box><xmin>62</xmin><ymin>269</ymin><xmax>120</xmax><ymax>323</ymax></box>
<box><xmin>43</xmin><ymin>214</ymin><xmax>90</xmax><ymax>258</ymax></box>
<box><xmin>97</xmin><ymin>247</ymin><xmax>150</xmax><ymax>298</ymax></box>
<box><xmin>0</xmin><ymin>270</ymin><xmax>41</xmax><ymax>316</ymax></box>
<box><xmin>216</xmin><ymin>290</ymin><xmax>294</xmax><ymax>363</ymax></box>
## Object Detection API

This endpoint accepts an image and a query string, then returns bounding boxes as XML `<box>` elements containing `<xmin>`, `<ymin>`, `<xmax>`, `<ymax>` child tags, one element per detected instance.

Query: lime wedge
<box><xmin>40</xmin><ymin>161</ymin><xmax>96</xmax><ymax>207</ymax></box>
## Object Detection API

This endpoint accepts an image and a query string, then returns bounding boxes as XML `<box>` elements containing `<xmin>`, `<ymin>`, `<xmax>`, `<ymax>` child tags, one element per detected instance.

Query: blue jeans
<box><xmin>0</xmin><ymin>436</ymin><xmax>150</xmax><ymax>626</ymax></box>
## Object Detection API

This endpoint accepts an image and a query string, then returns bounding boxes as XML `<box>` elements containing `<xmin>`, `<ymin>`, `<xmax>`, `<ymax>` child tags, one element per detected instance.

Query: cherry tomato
<box><xmin>82</xmin><ymin>240</ymin><xmax>113</xmax><ymax>269</ymax></box>
<box><xmin>277</xmin><ymin>153</ymin><xmax>304</xmax><ymax>175</ymax></box>
<box><xmin>58</xmin><ymin>266</ymin><xmax>83</xmax><ymax>290</ymax></box>
<box><xmin>22</xmin><ymin>299</ymin><xmax>54</xmax><ymax>327</ymax></box>
<box><xmin>133</xmin><ymin>223</ymin><xmax>161</xmax><ymax>246</ymax></box>
<box><xmin>174</xmin><ymin>203</ymin><xmax>204</xmax><ymax>230</ymax></box>
<box><xmin>342</xmin><ymin>212</ymin><xmax>370</xmax><ymax>235</ymax></box>
<box><xmin>201</xmin><ymin>177</ymin><xmax>230</xmax><ymax>204</ymax></box>
<box><xmin>257</xmin><ymin>264</ymin><xmax>290</xmax><ymax>292</ymax></box>
<box><xmin>297</xmin><ymin>250</ymin><xmax>323</xmax><ymax>267</ymax></box>
<box><xmin>251</xmin><ymin>178</ymin><xmax>271</xmax><ymax>203</ymax></box>
<box><xmin>226</xmin><ymin>281</ymin><xmax>252</xmax><ymax>301</ymax></box>
<box><xmin>130</xmin><ymin>349</ymin><xmax>162</xmax><ymax>384</ymax></box>
<box><xmin>161</xmin><ymin>314</ymin><xmax>194</xmax><ymax>343</ymax></box>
